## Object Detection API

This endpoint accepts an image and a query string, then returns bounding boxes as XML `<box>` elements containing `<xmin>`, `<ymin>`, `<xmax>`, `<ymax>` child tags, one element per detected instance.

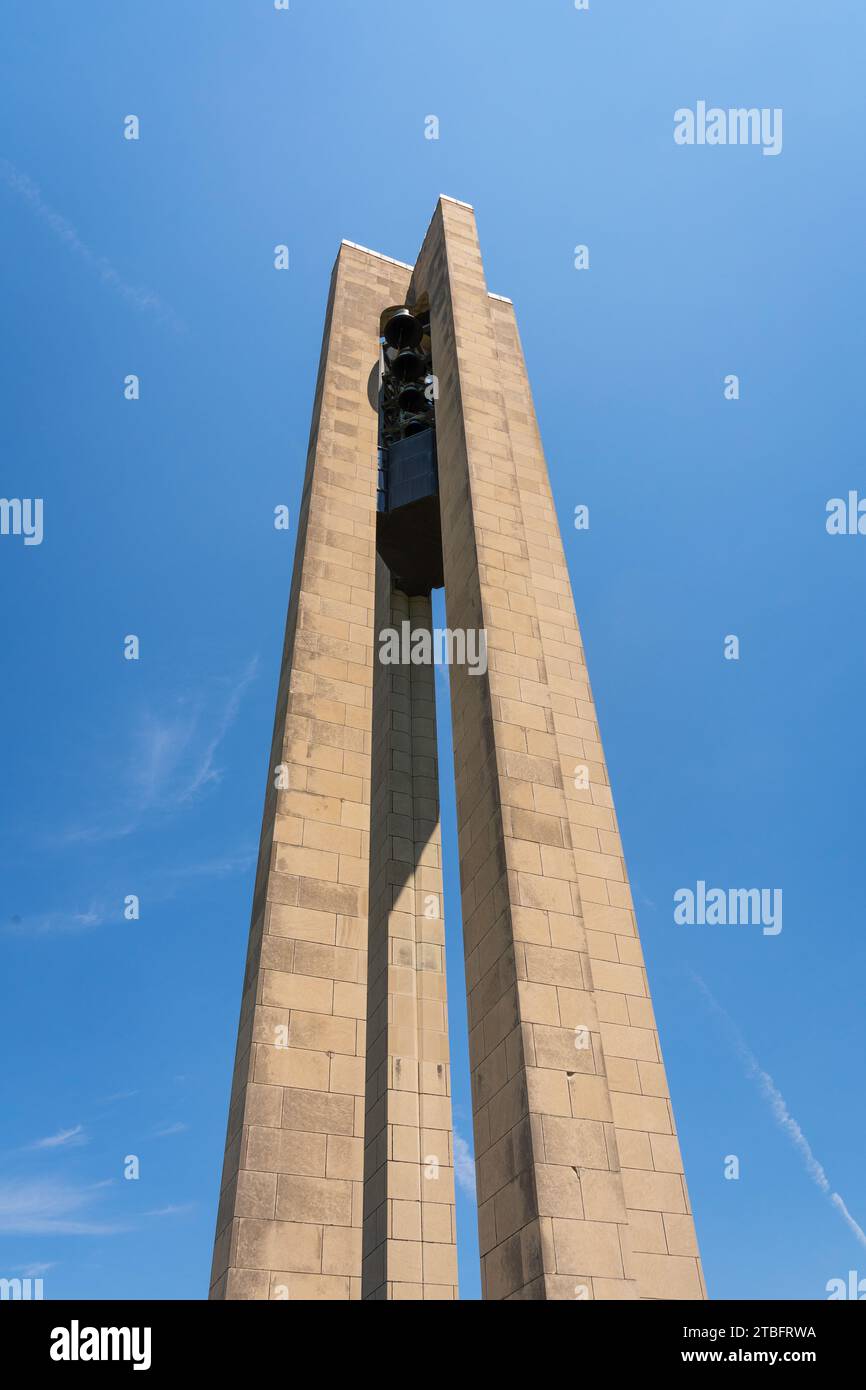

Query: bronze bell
<box><xmin>403</xmin><ymin>416</ymin><xmax>430</xmax><ymax>437</ymax></box>
<box><xmin>398</xmin><ymin>382</ymin><xmax>427</xmax><ymax>413</ymax></box>
<box><xmin>383</xmin><ymin>308</ymin><xmax>422</xmax><ymax>352</ymax></box>
<box><xmin>391</xmin><ymin>348</ymin><xmax>425</xmax><ymax>382</ymax></box>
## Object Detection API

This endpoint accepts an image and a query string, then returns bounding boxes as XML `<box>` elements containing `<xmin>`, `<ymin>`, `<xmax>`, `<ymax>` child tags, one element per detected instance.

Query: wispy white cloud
<box><xmin>176</xmin><ymin>658</ymin><xmax>259</xmax><ymax>804</ymax></box>
<box><xmin>7</xmin><ymin>905</ymin><xmax>108</xmax><ymax>936</ymax></box>
<box><xmin>144</xmin><ymin>1204</ymin><xmax>194</xmax><ymax>1218</ymax></box>
<box><xmin>7</xmin><ymin>845</ymin><xmax>255</xmax><ymax>939</ymax></box>
<box><xmin>95</xmin><ymin>1090</ymin><xmax>139</xmax><ymax>1106</ymax></box>
<box><xmin>12</xmin><ymin>660</ymin><xmax>258</xmax><ymax>940</ymax></box>
<box><xmin>0</xmin><ymin>1179</ymin><xmax>128</xmax><ymax>1236</ymax></box>
<box><xmin>453</xmin><ymin>1130</ymin><xmax>477</xmax><ymax>1198</ymax></box>
<box><xmin>691</xmin><ymin>973</ymin><xmax>866</xmax><ymax>1249</ymax></box>
<box><xmin>132</xmin><ymin>657</ymin><xmax>259</xmax><ymax>812</ymax></box>
<box><xmin>14</xmin><ymin>1261</ymin><xmax>57</xmax><ymax>1277</ymax></box>
<box><xmin>0</xmin><ymin>158</ymin><xmax>184</xmax><ymax>331</ymax></box>
<box><xmin>162</xmin><ymin>849</ymin><xmax>257</xmax><ymax>885</ymax></box>
<box><xmin>54</xmin><ymin>658</ymin><xmax>259</xmax><ymax>847</ymax></box>
<box><xmin>53</xmin><ymin>822</ymin><xmax>136</xmax><ymax>848</ymax></box>
<box><xmin>152</xmin><ymin>1122</ymin><xmax>188</xmax><ymax>1139</ymax></box>
<box><xmin>28</xmin><ymin>1125</ymin><xmax>88</xmax><ymax>1152</ymax></box>
<box><xmin>133</xmin><ymin>707</ymin><xmax>200</xmax><ymax>809</ymax></box>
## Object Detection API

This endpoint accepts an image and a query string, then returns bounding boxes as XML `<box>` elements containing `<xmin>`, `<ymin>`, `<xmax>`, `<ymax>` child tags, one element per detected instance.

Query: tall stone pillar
<box><xmin>361</xmin><ymin>571</ymin><xmax>458</xmax><ymax>1299</ymax></box>
<box><xmin>210</xmin><ymin>241</ymin><xmax>413</xmax><ymax>1300</ymax></box>
<box><xmin>409</xmin><ymin>197</ymin><xmax>705</xmax><ymax>1300</ymax></box>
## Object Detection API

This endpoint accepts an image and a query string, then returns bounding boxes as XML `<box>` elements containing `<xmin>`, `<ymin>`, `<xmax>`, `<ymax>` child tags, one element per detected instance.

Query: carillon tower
<box><xmin>210</xmin><ymin>197</ymin><xmax>705</xmax><ymax>1301</ymax></box>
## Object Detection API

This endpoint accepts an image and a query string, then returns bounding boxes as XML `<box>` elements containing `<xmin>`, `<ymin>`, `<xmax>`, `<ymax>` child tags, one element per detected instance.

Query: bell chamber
<box><xmin>375</xmin><ymin>303</ymin><xmax>443</xmax><ymax>595</ymax></box>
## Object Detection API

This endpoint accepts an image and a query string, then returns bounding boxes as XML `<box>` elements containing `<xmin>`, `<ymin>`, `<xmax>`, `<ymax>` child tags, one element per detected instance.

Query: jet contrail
<box><xmin>690</xmin><ymin>972</ymin><xmax>865</xmax><ymax>1248</ymax></box>
<box><xmin>0</xmin><ymin>158</ymin><xmax>184</xmax><ymax>332</ymax></box>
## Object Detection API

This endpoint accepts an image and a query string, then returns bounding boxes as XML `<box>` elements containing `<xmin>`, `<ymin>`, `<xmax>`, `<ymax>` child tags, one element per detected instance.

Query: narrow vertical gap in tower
<box><xmin>369</xmin><ymin>300</ymin><xmax>478</xmax><ymax>1296</ymax></box>
<box><xmin>431</xmin><ymin>587</ymin><xmax>482</xmax><ymax>1299</ymax></box>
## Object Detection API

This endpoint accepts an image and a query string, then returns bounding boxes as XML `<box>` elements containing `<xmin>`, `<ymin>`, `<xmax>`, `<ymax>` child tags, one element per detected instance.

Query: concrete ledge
<box><xmin>339</xmin><ymin>239</ymin><xmax>414</xmax><ymax>271</ymax></box>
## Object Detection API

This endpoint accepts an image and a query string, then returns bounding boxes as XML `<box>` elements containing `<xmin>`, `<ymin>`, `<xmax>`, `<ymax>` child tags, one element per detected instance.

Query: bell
<box><xmin>398</xmin><ymin>382</ymin><xmax>427</xmax><ymax>413</ymax></box>
<box><xmin>391</xmin><ymin>348</ymin><xmax>425</xmax><ymax>382</ymax></box>
<box><xmin>383</xmin><ymin>308</ymin><xmax>422</xmax><ymax>352</ymax></box>
<box><xmin>403</xmin><ymin>416</ymin><xmax>430</xmax><ymax>437</ymax></box>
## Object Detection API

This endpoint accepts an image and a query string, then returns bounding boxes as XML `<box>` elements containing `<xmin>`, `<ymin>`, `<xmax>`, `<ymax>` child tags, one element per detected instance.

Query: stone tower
<box><xmin>210</xmin><ymin>197</ymin><xmax>705</xmax><ymax>1301</ymax></box>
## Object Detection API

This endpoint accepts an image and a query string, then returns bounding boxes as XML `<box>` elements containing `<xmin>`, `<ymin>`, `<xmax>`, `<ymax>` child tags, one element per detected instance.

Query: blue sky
<box><xmin>1</xmin><ymin>0</ymin><xmax>864</xmax><ymax>1301</ymax></box>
